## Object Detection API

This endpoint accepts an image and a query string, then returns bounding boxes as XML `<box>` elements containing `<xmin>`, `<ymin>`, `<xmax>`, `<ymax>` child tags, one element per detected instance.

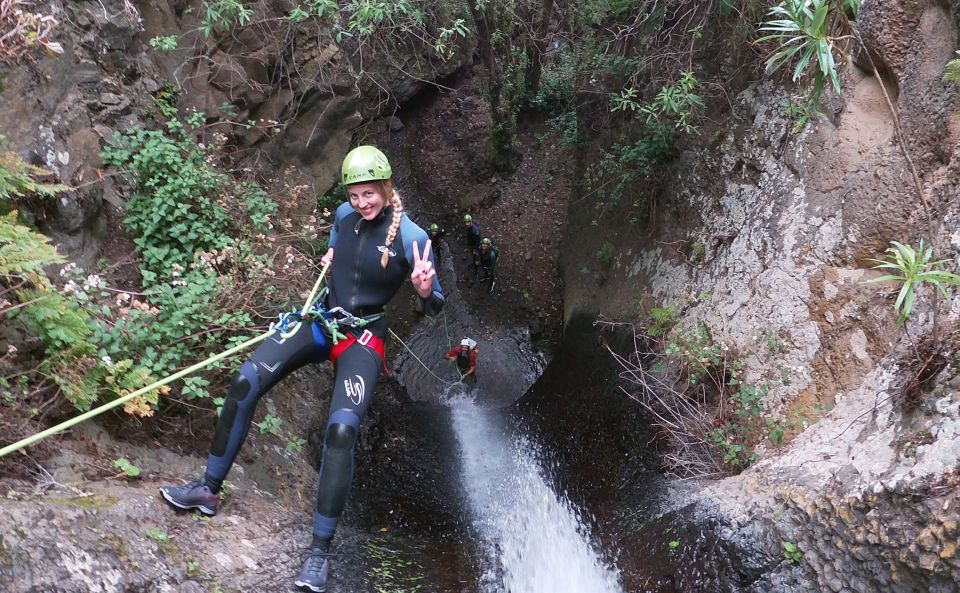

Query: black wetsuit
<box><xmin>465</xmin><ymin>223</ymin><xmax>481</xmax><ymax>252</ymax></box>
<box><xmin>205</xmin><ymin>202</ymin><xmax>443</xmax><ymax>544</ymax></box>
<box><xmin>478</xmin><ymin>244</ymin><xmax>497</xmax><ymax>290</ymax></box>
<box><xmin>428</xmin><ymin>227</ymin><xmax>446</xmax><ymax>265</ymax></box>
<box><xmin>465</xmin><ymin>223</ymin><xmax>481</xmax><ymax>282</ymax></box>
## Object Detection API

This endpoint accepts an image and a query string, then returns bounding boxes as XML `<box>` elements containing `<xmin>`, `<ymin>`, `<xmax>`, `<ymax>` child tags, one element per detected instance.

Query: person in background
<box><xmin>428</xmin><ymin>223</ymin><xmax>446</xmax><ymax>265</ymax></box>
<box><xmin>159</xmin><ymin>145</ymin><xmax>444</xmax><ymax>593</ymax></box>
<box><xmin>445</xmin><ymin>337</ymin><xmax>478</xmax><ymax>381</ymax></box>
<box><xmin>463</xmin><ymin>214</ymin><xmax>481</xmax><ymax>286</ymax></box>
<box><xmin>478</xmin><ymin>237</ymin><xmax>498</xmax><ymax>294</ymax></box>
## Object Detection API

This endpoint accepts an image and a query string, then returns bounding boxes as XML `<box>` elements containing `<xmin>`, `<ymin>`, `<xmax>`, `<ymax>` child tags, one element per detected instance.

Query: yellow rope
<box><xmin>0</xmin><ymin>264</ymin><xmax>331</xmax><ymax>459</ymax></box>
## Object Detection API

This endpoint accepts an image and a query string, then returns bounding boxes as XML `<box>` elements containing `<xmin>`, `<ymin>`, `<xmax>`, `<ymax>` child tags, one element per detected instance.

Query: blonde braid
<box><xmin>381</xmin><ymin>184</ymin><xmax>403</xmax><ymax>269</ymax></box>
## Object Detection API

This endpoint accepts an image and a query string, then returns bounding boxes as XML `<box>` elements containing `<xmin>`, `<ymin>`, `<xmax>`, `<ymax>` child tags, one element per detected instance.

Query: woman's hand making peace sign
<box><xmin>410</xmin><ymin>240</ymin><xmax>436</xmax><ymax>298</ymax></box>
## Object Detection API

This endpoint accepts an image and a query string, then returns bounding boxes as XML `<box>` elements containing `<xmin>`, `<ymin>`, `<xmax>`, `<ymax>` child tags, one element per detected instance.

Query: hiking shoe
<box><xmin>294</xmin><ymin>548</ymin><xmax>333</xmax><ymax>592</ymax></box>
<box><xmin>159</xmin><ymin>477</ymin><xmax>219</xmax><ymax>516</ymax></box>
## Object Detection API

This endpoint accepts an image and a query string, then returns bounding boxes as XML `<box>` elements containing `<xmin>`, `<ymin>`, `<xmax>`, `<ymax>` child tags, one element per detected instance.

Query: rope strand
<box><xmin>388</xmin><ymin>328</ymin><xmax>462</xmax><ymax>386</ymax></box>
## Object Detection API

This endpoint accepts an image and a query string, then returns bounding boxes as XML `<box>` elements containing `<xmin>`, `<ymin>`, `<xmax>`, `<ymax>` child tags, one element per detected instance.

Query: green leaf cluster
<box><xmin>113</xmin><ymin>457</ymin><xmax>142</xmax><ymax>478</ymax></box>
<box><xmin>783</xmin><ymin>540</ymin><xmax>803</xmax><ymax>564</ymax></box>
<box><xmin>237</xmin><ymin>182</ymin><xmax>278</xmax><ymax>233</ymax></box>
<box><xmin>615</xmin><ymin>72</ymin><xmax>705</xmax><ymax>135</ymax></box>
<box><xmin>585</xmin><ymin>124</ymin><xmax>673</xmax><ymax>213</ymax></box>
<box><xmin>13</xmin><ymin>288</ymin><xmax>92</xmax><ymax>351</ymax></box>
<box><xmin>648</xmin><ymin>305</ymin><xmax>675</xmax><ymax>338</ymax></box>
<box><xmin>200</xmin><ymin>0</ymin><xmax>254</xmax><ymax>37</ymax></box>
<box><xmin>101</xmin><ymin>122</ymin><xmax>232</xmax><ymax>284</ymax></box>
<box><xmin>595</xmin><ymin>242</ymin><xmax>615</xmax><ymax>266</ymax></box>
<box><xmin>257</xmin><ymin>413</ymin><xmax>283</xmax><ymax>435</ymax></box>
<box><xmin>94</xmin><ymin>266</ymin><xmax>252</xmax><ymax>386</ymax></box>
<box><xmin>148</xmin><ymin>36</ymin><xmax>178</xmax><ymax>52</ymax></box>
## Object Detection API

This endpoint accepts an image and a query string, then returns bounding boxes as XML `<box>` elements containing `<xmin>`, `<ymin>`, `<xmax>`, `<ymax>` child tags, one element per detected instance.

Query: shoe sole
<box><xmin>159</xmin><ymin>488</ymin><xmax>217</xmax><ymax>516</ymax></box>
<box><xmin>293</xmin><ymin>579</ymin><xmax>326</xmax><ymax>592</ymax></box>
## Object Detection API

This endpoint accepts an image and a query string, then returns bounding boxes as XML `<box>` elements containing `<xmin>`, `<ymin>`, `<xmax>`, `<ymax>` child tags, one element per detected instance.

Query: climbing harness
<box><xmin>0</xmin><ymin>259</ymin><xmax>459</xmax><ymax>459</ymax></box>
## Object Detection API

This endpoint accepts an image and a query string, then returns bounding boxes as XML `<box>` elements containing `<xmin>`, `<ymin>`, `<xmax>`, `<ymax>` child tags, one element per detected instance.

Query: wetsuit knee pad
<box><xmin>315</xmin><ymin>410</ymin><xmax>360</xmax><ymax>517</ymax></box>
<box><xmin>210</xmin><ymin>362</ymin><xmax>260</xmax><ymax>457</ymax></box>
<box><xmin>325</xmin><ymin>422</ymin><xmax>358</xmax><ymax>450</ymax></box>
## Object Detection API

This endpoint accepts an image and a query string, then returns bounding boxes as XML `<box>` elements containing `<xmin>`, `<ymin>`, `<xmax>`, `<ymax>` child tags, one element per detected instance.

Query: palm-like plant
<box><xmin>758</xmin><ymin>0</ymin><xmax>840</xmax><ymax>108</ymax></box>
<box><xmin>865</xmin><ymin>240</ymin><xmax>960</xmax><ymax>324</ymax></box>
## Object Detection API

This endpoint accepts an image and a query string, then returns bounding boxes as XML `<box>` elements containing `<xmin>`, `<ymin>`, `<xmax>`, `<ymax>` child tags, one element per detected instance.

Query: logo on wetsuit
<box><xmin>344</xmin><ymin>375</ymin><xmax>365</xmax><ymax>405</ymax></box>
<box><xmin>376</xmin><ymin>246</ymin><xmax>397</xmax><ymax>257</ymax></box>
<box><xmin>259</xmin><ymin>361</ymin><xmax>281</xmax><ymax>373</ymax></box>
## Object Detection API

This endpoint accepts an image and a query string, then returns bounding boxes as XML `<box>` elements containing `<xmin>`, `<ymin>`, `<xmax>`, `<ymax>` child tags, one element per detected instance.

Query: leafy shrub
<box><xmin>585</xmin><ymin>125</ymin><xmax>673</xmax><ymax>214</ymax></box>
<box><xmin>614</xmin><ymin>72</ymin><xmax>705</xmax><ymax>135</ymax></box>
<box><xmin>0</xmin><ymin>150</ymin><xmax>164</xmax><ymax>416</ymax></box>
<box><xmin>95</xmin><ymin>264</ymin><xmax>253</xmax><ymax>384</ymax></box>
<box><xmin>0</xmin><ymin>211</ymin><xmax>62</xmax><ymax>282</ymax></box>
<box><xmin>149</xmin><ymin>35</ymin><xmax>178</xmax><ymax>52</ymax></box>
<box><xmin>13</xmin><ymin>288</ymin><xmax>92</xmax><ymax>352</ymax></box>
<box><xmin>0</xmin><ymin>150</ymin><xmax>70</xmax><ymax>201</ymax></box>
<box><xmin>200</xmin><ymin>0</ymin><xmax>253</xmax><ymax>37</ymax></box>
<box><xmin>101</xmin><ymin>120</ymin><xmax>233</xmax><ymax>284</ymax></box>
<box><xmin>237</xmin><ymin>182</ymin><xmax>278</xmax><ymax>233</ymax></box>
<box><xmin>783</xmin><ymin>541</ymin><xmax>804</xmax><ymax>564</ymax></box>
<box><xmin>611</xmin><ymin>317</ymin><xmax>793</xmax><ymax>477</ymax></box>
<box><xmin>945</xmin><ymin>51</ymin><xmax>960</xmax><ymax>85</ymax></box>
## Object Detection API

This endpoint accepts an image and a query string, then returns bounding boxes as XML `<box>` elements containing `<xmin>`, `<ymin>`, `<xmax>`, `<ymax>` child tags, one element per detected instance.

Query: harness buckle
<box><xmin>358</xmin><ymin>329</ymin><xmax>373</xmax><ymax>346</ymax></box>
<box><xmin>325</xmin><ymin>306</ymin><xmax>361</xmax><ymax>327</ymax></box>
<box><xmin>270</xmin><ymin>311</ymin><xmax>303</xmax><ymax>333</ymax></box>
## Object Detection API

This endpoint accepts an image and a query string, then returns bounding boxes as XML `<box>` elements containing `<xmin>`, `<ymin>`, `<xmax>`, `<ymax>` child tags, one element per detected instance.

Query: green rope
<box><xmin>440</xmin><ymin>308</ymin><xmax>466</xmax><ymax>382</ymax></box>
<box><xmin>387</xmin><ymin>328</ymin><xmax>461</xmax><ymax>387</ymax></box>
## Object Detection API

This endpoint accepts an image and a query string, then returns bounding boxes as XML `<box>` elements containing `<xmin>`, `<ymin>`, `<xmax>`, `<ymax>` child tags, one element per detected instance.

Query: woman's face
<box><xmin>347</xmin><ymin>182</ymin><xmax>386</xmax><ymax>220</ymax></box>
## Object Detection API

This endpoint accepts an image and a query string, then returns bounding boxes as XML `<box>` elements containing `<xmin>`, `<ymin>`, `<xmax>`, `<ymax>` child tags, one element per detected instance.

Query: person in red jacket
<box><xmin>445</xmin><ymin>338</ymin><xmax>478</xmax><ymax>381</ymax></box>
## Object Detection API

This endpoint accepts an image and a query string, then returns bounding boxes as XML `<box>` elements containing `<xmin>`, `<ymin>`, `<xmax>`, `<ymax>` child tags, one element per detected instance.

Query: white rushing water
<box><xmin>447</xmin><ymin>393</ymin><xmax>624</xmax><ymax>593</ymax></box>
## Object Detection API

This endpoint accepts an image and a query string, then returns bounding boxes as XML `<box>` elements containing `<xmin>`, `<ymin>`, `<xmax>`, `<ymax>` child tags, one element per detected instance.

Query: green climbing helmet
<box><xmin>430</xmin><ymin>223</ymin><xmax>439</xmax><ymax>232</ymax></box>
<box><xmin>341</xmin><ymin>145</ymin><xmax>392</xmax><ymax>185</ymax></box>
<box><xmin>481</xmin><ymin>237</ymin><xmax>492</xmax><ymax>246</ymax></box>
<box><xmin>463</xmin><ymin>214</ymin><xmax>473</xmax><ymax>223</ymax></box>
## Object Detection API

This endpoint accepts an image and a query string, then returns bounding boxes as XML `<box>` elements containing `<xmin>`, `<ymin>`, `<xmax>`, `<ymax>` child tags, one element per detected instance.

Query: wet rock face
<box><xmin>0</xmin><ymin>1</ymin><xmax>148</xmax><ymax>264</ymax></box>
<box><xmin>0</xmin><ymin>0</ymin><xmax>471</xmax><ymax>262</ymax></box>
<box><xmin>767</xmin><ymin>471</ymin><xmax>960</xmax><ymax>593</ymax></box>
<box><xmin>558</xmin><ymin>0</ymin><xmax>960</xmax><ymax>590</ymax></box>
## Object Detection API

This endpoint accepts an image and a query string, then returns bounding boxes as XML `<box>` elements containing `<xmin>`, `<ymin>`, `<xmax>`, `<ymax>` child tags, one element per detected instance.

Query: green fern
<box><xmin>47</xmin><ymin>348</ymin><xmax>99</xmax><ymax>411</ymax></box>
<box><xmin>649</xmin><ymin>305</ymin><xmax>676</xmax><ymax>338</ymax></box>
<box><xmin>944</xmin><ymin>51</ymin><xmax>960</xmax><ymax>85</ymax></box>
<box><xmin>0</xmin><ymin>149</ymin><xmax>69</xmax><ymax>284</ymax></box>
<box><xmin>0</xmin><ymin>151</ymin><xmax>71</xmax><ymax>200</ymax></box>
<box><xmin>0</xmin><ymin>211</ymin><xmax>63</xmax><ymax>283</ymax></box>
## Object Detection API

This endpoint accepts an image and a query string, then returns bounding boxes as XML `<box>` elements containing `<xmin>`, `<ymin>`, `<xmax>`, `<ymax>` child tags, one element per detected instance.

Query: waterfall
<box><xmin>448</xmin><ymin>393</ymin><xmax>624</xmax><ymax>593</ymax></box>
